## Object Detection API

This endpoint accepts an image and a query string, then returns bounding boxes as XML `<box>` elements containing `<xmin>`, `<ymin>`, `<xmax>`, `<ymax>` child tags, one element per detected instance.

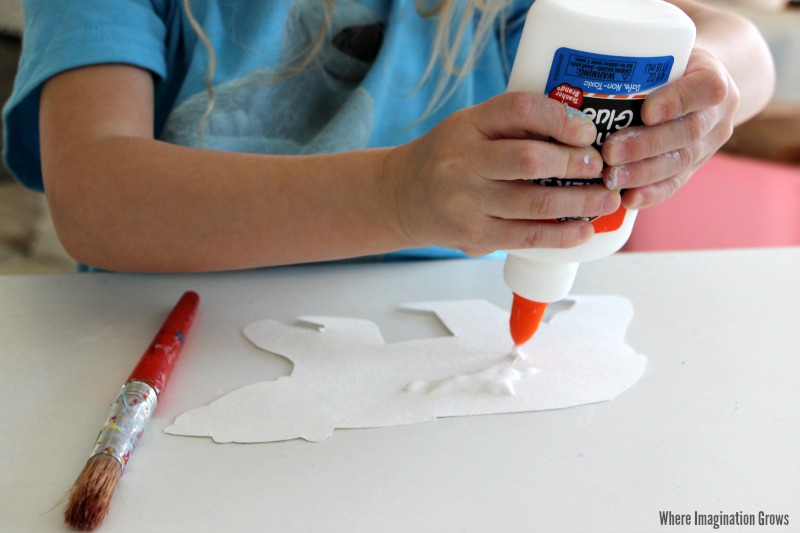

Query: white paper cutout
<box><xmin>165</xmin><ymin>296</ymin><xmax>646</xmax><ymax>443</ymax></box>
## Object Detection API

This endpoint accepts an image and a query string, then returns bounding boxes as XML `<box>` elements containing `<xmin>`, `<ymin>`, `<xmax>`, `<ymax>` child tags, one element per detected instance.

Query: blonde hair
<box><xmin>416</xmin><ymin>0</ymin><xmax>513</xmax><ymax>116</ymax></box>
<box><xmin>183</xmin><ymin>0</ymin><xmax>513</xmax><ymax>135</ymax></box>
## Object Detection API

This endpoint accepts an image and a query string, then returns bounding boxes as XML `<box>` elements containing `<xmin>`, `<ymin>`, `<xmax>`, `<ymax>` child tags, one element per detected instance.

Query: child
<box><xmin>2</xmin><ymin>0</ymin><xmax>773</xmax><ymax>272</ymax></box>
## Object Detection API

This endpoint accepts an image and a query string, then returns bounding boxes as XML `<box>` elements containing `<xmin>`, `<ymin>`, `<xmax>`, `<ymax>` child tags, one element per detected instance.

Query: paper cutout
<box><xmin>165</xmin><ymin>296</ymin><xmax>646</xmax><ymax>443</ymax></box>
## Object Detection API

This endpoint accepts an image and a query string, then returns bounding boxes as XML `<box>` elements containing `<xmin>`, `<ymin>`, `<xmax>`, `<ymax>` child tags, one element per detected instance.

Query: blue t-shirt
<box><xmin>3</xmin><ymin>0</ymin><xmax>531</xmax><ymax>261</ymax></box>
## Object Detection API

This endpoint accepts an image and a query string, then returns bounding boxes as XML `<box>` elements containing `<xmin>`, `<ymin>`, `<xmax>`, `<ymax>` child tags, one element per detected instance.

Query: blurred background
<box><xmin>1</xmin><ymin>0</ymin><xmax>74</xmax><ymax>274</ymax></box>
<box><xmin>1</xmin><ymin>0</ymin><xmax>799</xmax><ymax>275</ymax></box>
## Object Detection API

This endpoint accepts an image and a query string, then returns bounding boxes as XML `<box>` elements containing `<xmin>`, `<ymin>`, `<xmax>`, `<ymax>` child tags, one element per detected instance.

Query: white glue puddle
<box><xmin>405</xmin><ymin>354</ymin><xmax>539</xmax><ymax>396</ymax></box>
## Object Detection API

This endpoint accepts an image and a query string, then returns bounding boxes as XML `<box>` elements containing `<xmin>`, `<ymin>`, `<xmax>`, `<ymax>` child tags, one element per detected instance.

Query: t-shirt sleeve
<box><xmin>2</xmin><ymin>0</ymin><xmax>169</xmax><ymax>191</ymax></box>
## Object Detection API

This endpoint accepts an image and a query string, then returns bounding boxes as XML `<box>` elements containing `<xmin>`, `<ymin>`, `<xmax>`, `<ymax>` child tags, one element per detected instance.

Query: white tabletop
<box><xmin>1</xmin><ymin>248</ymin><xmax>798</xmax><ymax>533</ymax></box>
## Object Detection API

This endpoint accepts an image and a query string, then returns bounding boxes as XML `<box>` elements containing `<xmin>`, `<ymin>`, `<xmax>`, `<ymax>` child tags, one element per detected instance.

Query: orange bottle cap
<box><xmin>510</xmin><ymin>293</ymin><xmax>548</xmax><ymax>347</ymax></box>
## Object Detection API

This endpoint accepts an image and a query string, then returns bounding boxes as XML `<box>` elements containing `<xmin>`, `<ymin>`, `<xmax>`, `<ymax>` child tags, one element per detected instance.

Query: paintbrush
<box><xmin>64</xmin><ymin>291</ymin><xmax>199</xmax><ymax>531</ymax></box>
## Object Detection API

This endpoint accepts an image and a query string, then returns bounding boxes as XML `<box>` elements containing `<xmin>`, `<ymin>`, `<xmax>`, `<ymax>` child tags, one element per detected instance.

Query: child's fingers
<box><xmin>458</xmin><ymin>219</ymin><xmax>594</xmax><ymax>257</ymax></box>
<box><xmin>641</xmin><ymin>49</ymin><xmax>730</xmax><ymax>127</ymax></box>
<box><xmin>484</xmin><ymin>181</ymin><xmax>619</xmax><ymax>222</ymax></box>
<box><xmin>473</xmin><ymin>139</ymin><xmax>603</xmax><ymax>182</ymax></box>
<box><xmin>620</xmin><ymin>171</ymin><xmax>692</xmax><ymax>210</ymax></box>
<box><xmin>603</xmin><ymin>146</ymin><xmax>694</xmax><ymax>191</ymax></box>
<box><xmin>470</xmin><ymin>92</ymin><xmax>598</xmax><ymax>147</ymax></box>
<box><xmin>602</xmin><ymin>49</ymin><xmax>732</xmax><ymax>169</ymax></box>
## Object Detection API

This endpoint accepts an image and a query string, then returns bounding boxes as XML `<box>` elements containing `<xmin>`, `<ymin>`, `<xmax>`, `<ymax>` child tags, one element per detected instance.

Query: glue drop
<box><xmin>504</xmin><ymin>0</ymin><xmax>696</xmax><ymax>347</ymax></box>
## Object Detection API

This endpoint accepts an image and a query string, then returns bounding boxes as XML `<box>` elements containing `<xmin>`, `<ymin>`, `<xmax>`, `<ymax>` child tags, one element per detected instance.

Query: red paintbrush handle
<box><xmin>126</xmin><ymin>291</ymin><xmax>199</xmax><ymax>396</ymax></box>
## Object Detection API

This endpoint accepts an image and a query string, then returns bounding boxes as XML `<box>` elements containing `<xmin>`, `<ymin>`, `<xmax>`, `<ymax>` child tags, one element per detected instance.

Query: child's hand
<box><xmin>602</xmin><ymin>48</ymin><xmax>740</xmax><ymax>209</ymax></box>
<box><xmin>381</xmin><ymin>92</ymin><xmax>620</xmax><ymax>257</ymax></box>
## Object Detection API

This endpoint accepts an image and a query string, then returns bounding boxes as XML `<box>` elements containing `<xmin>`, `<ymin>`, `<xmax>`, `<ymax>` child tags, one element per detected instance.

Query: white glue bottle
<box><xmin>504</xmin><ymin>0</ymin><xmax>696</xmax><ymax>348</ymax></box>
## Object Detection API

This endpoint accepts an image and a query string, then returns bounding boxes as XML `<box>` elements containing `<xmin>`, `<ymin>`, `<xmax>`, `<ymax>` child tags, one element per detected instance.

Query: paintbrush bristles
<box><xmin>64</xmin><ymin>454</ymin><xmax>122</xmax><ymax>531</ymax></box>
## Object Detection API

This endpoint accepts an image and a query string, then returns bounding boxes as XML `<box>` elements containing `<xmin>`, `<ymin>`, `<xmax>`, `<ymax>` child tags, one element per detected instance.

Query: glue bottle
<box><xmin>504</xmin><ymin>0</ymin><xmax>696</xmax><ymax>348</ymax></box>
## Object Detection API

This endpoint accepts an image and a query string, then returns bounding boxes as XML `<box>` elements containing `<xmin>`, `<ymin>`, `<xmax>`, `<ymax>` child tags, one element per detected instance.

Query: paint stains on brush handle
<box><xmin>127</xmin><ymin>291</ymin><xmax>199</xmax><ymax>396</ymax></box>
<box><xmin>90</xmin><ymin>381</ymin><xmax>158</xmax><ymax>470</ymax></box>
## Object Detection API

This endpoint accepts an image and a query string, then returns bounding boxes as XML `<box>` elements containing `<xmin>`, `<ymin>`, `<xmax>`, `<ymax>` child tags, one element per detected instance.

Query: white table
<box><xmin>1</xmin><ymin>248</ymin><xmax>798</xmax><ymax>532</ymax></box>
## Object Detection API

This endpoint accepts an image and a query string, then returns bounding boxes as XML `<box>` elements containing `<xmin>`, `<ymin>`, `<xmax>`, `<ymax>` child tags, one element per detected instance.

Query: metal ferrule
<box><xmin>90</xmin><ymin>380</ymin><xmax>158</xmax><ymax>470</ymax></box>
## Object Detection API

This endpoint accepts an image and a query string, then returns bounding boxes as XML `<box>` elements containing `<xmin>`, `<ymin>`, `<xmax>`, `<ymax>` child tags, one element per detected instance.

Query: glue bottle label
<box><xmin>546</xmin><ymin>47</ymin><xmax>675</xmax><ymax>152</ymax></box>
<box><xmin>539</xmin><ymin>47</ymin><xmax>676</xmax><ymax>231</ymax></box>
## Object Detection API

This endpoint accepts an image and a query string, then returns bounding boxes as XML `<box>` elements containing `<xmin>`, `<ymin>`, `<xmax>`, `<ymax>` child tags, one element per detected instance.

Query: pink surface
<box><xmin>625</xmin><ymin>152</ymin><xmax>800</xmax><ymax>251</ymax></box>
